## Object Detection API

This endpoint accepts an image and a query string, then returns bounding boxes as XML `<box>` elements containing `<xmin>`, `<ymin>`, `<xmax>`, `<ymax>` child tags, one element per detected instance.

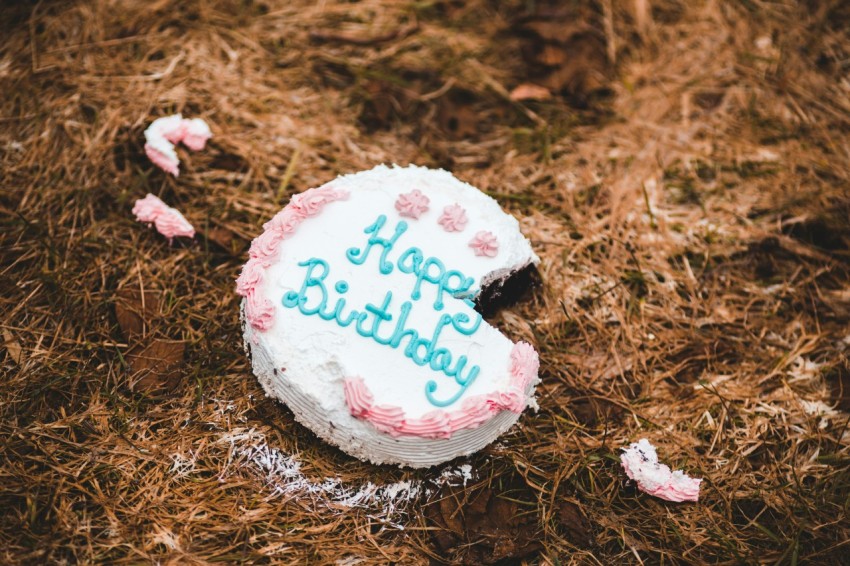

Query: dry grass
<box><xmin>2</xmin><ymin>0</ymin><xmax>850</xmax><ymax>563</ymax></box>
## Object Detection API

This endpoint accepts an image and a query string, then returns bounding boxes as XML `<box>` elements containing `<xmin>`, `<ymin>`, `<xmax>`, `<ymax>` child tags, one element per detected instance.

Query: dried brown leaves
<box><xmin>425</xmin><ymin>483</ymin><xmax>542</xmax><ymax>564</ymax></box>
<box><xmin>115</xmin><ymin>287</ymin><xmax>185</xmax><ymax>391</ymax></box>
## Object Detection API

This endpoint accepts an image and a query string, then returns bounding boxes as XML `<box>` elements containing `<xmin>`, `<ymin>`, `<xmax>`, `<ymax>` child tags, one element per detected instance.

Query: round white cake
<box><xmin>236</xmin><ymin>165</ymin><xmax>541</xmax><ymax>467</ymax></box>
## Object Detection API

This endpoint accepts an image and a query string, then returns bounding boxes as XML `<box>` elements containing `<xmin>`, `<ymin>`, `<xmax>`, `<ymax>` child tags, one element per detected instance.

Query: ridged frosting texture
<box><xmin>438</xmin><ymin>204</ymin><xmax>468</xmax><ymax>232</ymax></box>
<box><xmin>132</xmin><ymin>193</ymin><xmax>195</xmax><ymax>242</ymax></box>
<box><xmin>239</xmin><ymin>164</ymin><xmax>540</xmax><ymax>467</ymax></box>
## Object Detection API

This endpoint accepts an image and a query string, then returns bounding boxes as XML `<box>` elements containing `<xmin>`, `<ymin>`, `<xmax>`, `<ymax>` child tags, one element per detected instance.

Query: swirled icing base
<box><xmin>239</xmin><ymin>165</ymin><xmax>540</xmax><ymax>468</ymax></box>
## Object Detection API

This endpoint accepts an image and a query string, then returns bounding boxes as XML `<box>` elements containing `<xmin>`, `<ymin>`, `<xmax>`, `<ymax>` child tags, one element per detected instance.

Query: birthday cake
<box><xmin>237</xmin><ymin>165</ymin><xmax>540</xmax><ymax>467</ymax></box>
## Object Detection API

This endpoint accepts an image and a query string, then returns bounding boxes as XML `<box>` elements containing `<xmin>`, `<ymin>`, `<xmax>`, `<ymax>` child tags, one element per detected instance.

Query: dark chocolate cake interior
<box><xmin>471</xmin><ymin>263</ymin><xmax>541</xmax><ymax>318</ymax></box>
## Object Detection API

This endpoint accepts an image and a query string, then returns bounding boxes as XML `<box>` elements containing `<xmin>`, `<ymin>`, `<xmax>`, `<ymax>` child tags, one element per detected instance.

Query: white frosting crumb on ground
<box><xmin>215</xmin><ymin>427</ymin><xmax>473</xmax><ymax>523</ymax></box>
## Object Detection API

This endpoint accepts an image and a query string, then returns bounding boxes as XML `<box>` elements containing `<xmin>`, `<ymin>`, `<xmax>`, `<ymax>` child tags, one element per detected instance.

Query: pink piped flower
<box><xmin>343</xmin><ymin>376</ymin><xmax>375</xmax><ymax>418</ymax></box>
<box><xmin>620</xmin><ymin>439</ymin><xmax>702</xmax><ymax>502</ymax></box>
<box><xmin>438</xmin><ymin>203</ymin><xmax>468</xmax><ymax>232</ymax></box>
<box><xmin>395</xmin><ymin>189</ymin><xmax>430</xmax><ymax>219</ymax></box>
<box><xmin>132</xmin><ymin>193</ymin><xmax>195</xmax><ymax>242</ymax></box>
<box><xmin>447</xmin><ymin>395</ymin><xmax>499</xmax><ymax>430</ymax></box>
<box><xmin>398</xmin><ymin>410</ymin><xmax>453</xmax><ymax>439</ymax></box>
<box><xmin>510</xmin><ymin>342</ymin><xmax>540</xmax><ymax>391</ymax></box>
<box><xmin>367</xmin><ymin>405</ymin><xmax>406</xmax><ymax>435</ymax></box>
<box><xmin>469</xmin><ymin>230</ymin><xmax>498</xmax><ymax>257</ymax></box>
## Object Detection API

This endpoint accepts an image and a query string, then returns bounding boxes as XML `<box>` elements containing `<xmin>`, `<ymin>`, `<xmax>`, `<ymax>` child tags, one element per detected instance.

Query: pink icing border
<box><xmin>342</xmin><ymin>341</ymin><xmax>539</xmax><ymax>439</ymax></box>
<box><xmin>235</xmin><ymin>185</ymin><xmax>350</xmax><ymax>331</ymax></box>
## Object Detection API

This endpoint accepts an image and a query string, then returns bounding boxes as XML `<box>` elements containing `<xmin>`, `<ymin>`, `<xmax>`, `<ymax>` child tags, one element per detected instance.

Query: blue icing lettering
<box><xmin>282</xmin><ymin>258</ymin><xmax>328</xmax><ymax>316</ymax></box>
<box><xmin>282</xmin><ymin>215</ymin><xmax>486</xmax><ymax>408</ymax></box>
<box><xmin>346</xmin><ymin>214</ymin><xmax>407</xmax><ymax>275</ymax></box>
<box><xmin>397</xmin><ymin>247</ymin><xmax>423</xmax><ymax>275</ymax></box>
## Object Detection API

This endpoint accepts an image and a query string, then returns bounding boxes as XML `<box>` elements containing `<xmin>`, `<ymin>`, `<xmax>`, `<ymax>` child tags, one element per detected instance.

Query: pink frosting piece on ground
<box><xmin>155</xmin><ymin>114</ymin><xmax>187</xmax><ymax>143</ymax></box>
<box><xmin>144</xmin><ymin>144</ymin><xmax>180</xmax><ymax>177</ymax></box>
<box><xmin>395</xmin><ymin>189</ymin><xmax>430</xmax><ymax>219</ymax></box>
<box><xmin>143</xmin><ymin>114</ymin><xmax>212</xmax><ymax>176</ymax></box>
<box><xmin>181</xmin><ymin>118</ymin><xmax>212</xmax><ymax>151</ymax></box>
<box><xmin>132</xmin><ymin>193</ymin><xmax>195</xmax><ymax>242</ymax></box>
<box><xmin>469</xmin><ymin>230</ymin><xmax>499</xmax><ymax>257</ymax></box>
<box><xmin>620</xmin><ymin>439</ymin><xmax>702</xmax><ymax>502</ymax></box>
<box><xmin>438</xmin><ymin>203</ymin><xmax>468</xmax><ymax>232</ymax></box>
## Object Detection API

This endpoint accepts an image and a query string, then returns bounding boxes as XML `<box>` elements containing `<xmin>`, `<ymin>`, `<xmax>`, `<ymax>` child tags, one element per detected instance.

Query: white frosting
<box><xmin>184</xmin><ymin>117</ymin><xmax>212</xmax><ymax>138</ymax></box>
<box><xmin>243</xmin><ymin>165</ymin><xmax>539</xmax><ymax>467</ymax></box>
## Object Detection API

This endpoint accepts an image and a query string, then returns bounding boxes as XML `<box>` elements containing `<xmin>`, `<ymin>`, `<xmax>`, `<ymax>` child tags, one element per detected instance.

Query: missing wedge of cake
<box><xmin>237</xmin><ymin>164</ymin><xmax>541</xmax><ymax>468</ymax></box>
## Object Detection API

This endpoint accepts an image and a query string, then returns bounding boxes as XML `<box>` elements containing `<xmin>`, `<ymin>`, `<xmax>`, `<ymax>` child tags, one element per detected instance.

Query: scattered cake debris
<box><xmin>144</xmin><ymin>114</ymin><xmax>212</xmax><ymax>176</ymax></box>
<box><xmin>132</xmin><ymin>193</ymin><xmax>195</xmax><ymax>242</ymax></box>
<box><xmin>620</xmin><ymin>439</ymin><xmax>702</xmax><ymax>502</ymax></box>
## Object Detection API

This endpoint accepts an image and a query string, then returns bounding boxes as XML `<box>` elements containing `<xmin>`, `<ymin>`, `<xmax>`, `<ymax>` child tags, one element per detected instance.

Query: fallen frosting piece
<box><xmin>132</xmin><ymin>193</ymin><xmax>196</xmax><ymax>242</ymax></box>
<box><xmin>144</xmin><ymin>114</ymin><xmax>212</xmax><ymax>176</ymax></box>
<box><xmin>620</xmin><ymin>439</ymin><xmax>702</xmax><ymax>502</ymax></box>
<box><xmin>237</xmin><ymin>164</ymin><xmax>541</xmax><ymax>467</ymax></box>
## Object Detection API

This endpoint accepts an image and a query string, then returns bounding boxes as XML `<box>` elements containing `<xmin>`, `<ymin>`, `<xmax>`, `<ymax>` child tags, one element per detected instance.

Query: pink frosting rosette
<box><xmin>366</xmin><ymin>405</ymin><xmax>406</xmax><ymax>435</ymax></box>
<box><xmin>343</xmin><ymin>377</ymin><xmax>375</xmax><ymax>419</ymax></box>
<box><xmin>438</xmin><ymin>204</ymin><xmax>468</xmax><ymax>232</ymax></box>
<box><xmin>290</xmin><ymin>186</ymin><xmax>350</xmax><ymax>217</ymax></box>
<box><xmin>469</xmin><ymin>230</ymin><xmax>499</xmax><ymax>257</ymax></box>
<box><xmin>263</xmin><ymin>208</ymin><xmax>306</xmax><ymax>236</ymax></box>
<box><xmin>397</xmin><ymin>410</ymin><xmax>453</xmax><ymax>439</ymax></box>
<box><xmin>395</xmin><ymin>189</ymin><xmax>430</xmax><ymax>219</ymax></box>
<box><xmin>245</xmin><ymin>291</ymin><xmax>275</xmax><ymax>332</ymax></box>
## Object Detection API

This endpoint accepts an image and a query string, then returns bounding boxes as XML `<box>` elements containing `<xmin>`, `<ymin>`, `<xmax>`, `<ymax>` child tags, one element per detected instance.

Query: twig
<box><xmin>641</xmin><ymin>182</ymin><xmax>656</xmax><ymax>229</ymax></box>
<box><xmin>309</xmin><ymin>21</ymin><xmax>418</xmax><ymax>46</ymax></box>
<box><xmin>467</xmin><ymin>59</ymin><xmax>546</xmax><ymax>127</ymax></box>
<box><xmin>276</xmin><ymin>145</ymin><xmax>302</xmax><ymax>202</ymax></box>
<box><xmin>29</xmin><ymin>1</ymin><xmax>57</xmax><ymax>74</ymax></box>
<box><xmin>45</xmin><ymin>34</ymin><xmax>150</xmax><ymax>54</ymax></box>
